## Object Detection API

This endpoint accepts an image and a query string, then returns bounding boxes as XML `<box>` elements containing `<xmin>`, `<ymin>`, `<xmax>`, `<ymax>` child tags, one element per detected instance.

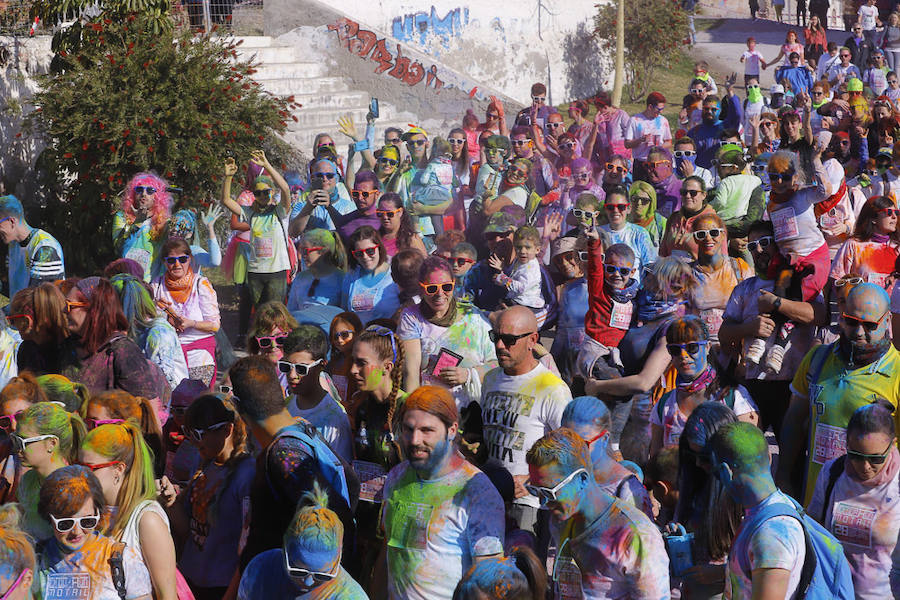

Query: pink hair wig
<box><xmin>121</xmin><ymin>172</ymin><xmax>173</xmax><ymax>240</ymax></box>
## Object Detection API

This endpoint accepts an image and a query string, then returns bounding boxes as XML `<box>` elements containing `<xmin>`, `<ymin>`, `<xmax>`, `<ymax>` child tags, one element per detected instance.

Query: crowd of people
<box><xmin>11</xmin><ymin>5</ymin><xmax>900</xmax><ymax>597</ymax></box>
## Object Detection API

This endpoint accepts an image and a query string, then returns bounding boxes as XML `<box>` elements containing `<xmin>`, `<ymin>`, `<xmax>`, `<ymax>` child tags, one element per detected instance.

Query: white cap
<box><xmin>823</xmin><ymin>158</ymin><xmax>845</xmax><ymax>192</ymax></box>
<box><xmin>770</xmin><ymin>84</ymin><xmax>785</xmax><ymax>95</ymax></box>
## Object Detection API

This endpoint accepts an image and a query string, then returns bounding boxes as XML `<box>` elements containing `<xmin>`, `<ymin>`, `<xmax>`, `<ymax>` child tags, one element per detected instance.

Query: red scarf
<box><xmin>815</xmin><ymin>178</ymin><xmax>847</xmax><ymax>217</ymax></box>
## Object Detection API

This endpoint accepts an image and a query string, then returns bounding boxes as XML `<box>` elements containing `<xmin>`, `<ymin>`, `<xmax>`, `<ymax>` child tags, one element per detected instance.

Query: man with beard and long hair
<box><xmin>777</xmin><ymin>283</ymin><xmax>900</xmax><ymax>504</ymax></box>
<box><xmin>379</xmin><ymin>385</ymin><xmax>504</xmax><ymax>600</ymax></box>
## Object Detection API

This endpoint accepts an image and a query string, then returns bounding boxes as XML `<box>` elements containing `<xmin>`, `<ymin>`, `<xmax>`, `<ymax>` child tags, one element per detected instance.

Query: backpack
<box><xmin>109</xmin><ymin>542</ymin><xmax>127</xmax><ymax>600</ymax></box>
<box><xmin>265</xmin><ymin>419</ymin><xmax>359</xmax><ymax>512</ymax></box>
<box><xmin>737</xmin><ymin>496</ymin><xmax>855</xmax><ymax>600</ymax></box>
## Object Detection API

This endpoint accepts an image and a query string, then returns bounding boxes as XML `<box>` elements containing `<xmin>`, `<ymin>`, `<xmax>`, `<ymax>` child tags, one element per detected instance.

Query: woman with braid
<box><xmin>14</xmin><ymin>402</ymin><xmax>87</xmax><ymax>542</ymax></box>
<box><xmin>348</xmin><ymin>324</ymin><xmax>407</xmax><ymax>589</ymax></box>
<box><xmin>79</xmin><ymin>421</ymin><xmax>179</xmax><ymax>600</ymax></box>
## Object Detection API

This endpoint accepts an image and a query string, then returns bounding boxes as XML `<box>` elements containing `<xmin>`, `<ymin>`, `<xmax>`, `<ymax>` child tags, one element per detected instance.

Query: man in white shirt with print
<box><xmin>481</xmin><ymin>306</ymin><xmax>572</xmax><ymax>538</ymax></box>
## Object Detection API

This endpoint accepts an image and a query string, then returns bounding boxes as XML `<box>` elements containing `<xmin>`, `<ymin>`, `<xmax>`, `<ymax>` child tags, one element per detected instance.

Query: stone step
<box><xmin>235</xmin><ymin>44</ymin><xmax>297</xmax><ymax>65</ymax></box>
<box><xmin>257</xmin><ymin>76</ymin><xmax>350</xmax><ymax>96</ymax></box>
<box><xmin>252</xmin><ymin>61</ymin><xmax>328</xmax><ymax>80</ymax></box>
<box><xmin>281</xmin><ymin>90</ymin><xmax>369</xmax><ymax>110</ymax></box>
<box><xmin>233</xmin><ymin>35</ymin><xmax>273</xmax><ymax>48</ymax></box>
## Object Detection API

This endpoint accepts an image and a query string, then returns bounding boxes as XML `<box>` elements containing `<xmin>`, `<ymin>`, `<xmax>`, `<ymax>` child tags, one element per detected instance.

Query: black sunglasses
<box><xmin>312</xmin><ymin>172</ymin><xmax>336</xmax><ymax>180</ymax></box>
<box><xmin>165</xmin><ymin>255</ymin><xmax>190</xmax><ymax>266</ymax></box>
<box><xmin>489</xmin><ymin>330</ymin><xmax>535</xmax><ymax>346</ymax></box>
<box><xmin>666</xmin><ymin>341</ymin><xmax>707</xmax><ymax>356</ymax></box>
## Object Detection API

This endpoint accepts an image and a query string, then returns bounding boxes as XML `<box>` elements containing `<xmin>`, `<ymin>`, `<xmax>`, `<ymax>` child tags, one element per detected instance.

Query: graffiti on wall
<box><xmin>390</xmin><ymin>6</ymin><xmax>469</xmax><ymax>48</ymax></box>
<box><xmin>327</xmin><ymin>17</ymin><xmax>446</xmax><ymax>91</ymax></box>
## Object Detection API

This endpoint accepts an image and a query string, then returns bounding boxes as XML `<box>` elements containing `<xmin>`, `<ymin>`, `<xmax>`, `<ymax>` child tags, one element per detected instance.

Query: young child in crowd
<box><xmin>450</xmin><ymin>242</ymin><xmax>478</xmax><ymax>302</ymax></box>
<box><xmin>412</xmin><ymin>137</ymin><xmax>455</xmax><ymax>236</ymax></box>
<box><xmin>433</xmin><ymin>229</ymin><xmax>466</xmax><ymax>261</ymax></box>
<box><xmin>740</xmin><ymin>37</ymin><xmax>767</xmax><ymax>87</ymax></box>
<box><xmin>490</xmin><ymin>226</ymin><xmax>545</xmax><ymax>311</ymax></box>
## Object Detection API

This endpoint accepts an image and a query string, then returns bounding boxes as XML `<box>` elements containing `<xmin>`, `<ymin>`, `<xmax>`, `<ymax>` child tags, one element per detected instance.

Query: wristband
<box><xmin>353</xmin><ymin>139</ymin><xmax>370</xmax><ymax>152</ymax></box>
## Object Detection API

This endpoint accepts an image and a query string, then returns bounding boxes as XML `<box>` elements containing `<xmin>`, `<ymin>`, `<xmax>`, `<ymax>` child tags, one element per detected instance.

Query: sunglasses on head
<box><xmin>747</xmin><ymin>236</ymin><xmax>773</xmax><ymax>252</ymax></box>
<box><xmin>312</xmin><ymin>172</ymin><xmax>336</xmax><ymax>180</ymax></box>
<box><xmin>605</xmin><ymin>203</ymin><xmax>628</xmax><ymax>212</ymax></box>
<box><xmin>604</xmin><ymin>264</ymin><xmax>632</xmax><ymax>277</ymax></box>
<box><xmin>351</xmin><ymin>190</ymin><xmax>377</xmax><ymax>200</ymax></box>
<box><xmin>165</xmin><ymin>255</ymin><xmax>190</xmax><ymax>266</ymax></box>
<box><xmin>6</xmin><ymin>313</ymin><xmax>32</xmax><ymax>332</ymax></box>
<box><xmin>604</xmin><ymin>163</ymin><xmax>627</xmax><ymax>174</ymax></box>
<box><xmin>184</xmin><ymin>421</ymin><xmax>230</xmax><ymax>443</ymax></box>
<box><xmin>283</xmin><ymin>546</ymin><xmax>339</xmax><ymax>584</ymax></box>
<box><xmin>524</xmin><ymin>468</ymin><xmax>587</xmax><ymax>505</ymax></box>
<box><xmin>377</xmin><ymin>157</ymin><xmax>399</xmax><ymax>166</ymax></box>
<box><xmin>835</xmin><ymin>276</ymin><xmax>863</xmax><ymax>287</ymax></box>
<box><xmin>674</xmin><ymin>150</ymin><xmax>696</xmax><ymax>158</ymax></box>
<box><xmin>49</xmin><ymin>513</ymin><xmax>100</xmax><ymax>533</ymax></box>
<box><xmin>841</xmin><ymin>311</ymin><xmax>887</xmax><ymax>332</ymax></box>
<box><xmin>420</xmin><ymin>282</ymin><xmax>454</xmax><ymax>295</ymax></box>
<box><xmin>489</xmin><ymin>330</ymin><xmax>535</xmax><ymax>347</ymax></box>
<box><xmin>693</xmin><ymin>228</ymin><xmax>723</xmax><ymax>241</ymax></box>
<box><xmin>451</xmin><ymin>257</ymin><xmax>475</xmax><ymax>267</ymax></box>
<box><xmin>666</xmin><ymin>341</ymin><xmax>708</xmax><ymax>356</ymax></box>
<box><xmin>86</xmin><ymin>418</ymin><xmax>125</xmax><ymax>430</ymax></box>
<box><xmin>571</xmin><ymin>208</ymin><xmax>599</xmax><ymax>219</ymax></box>
<box><xmin>767</xmin><ymin>171</ymin><xmax>794</xmax><ymax>182</ymax></box>
<box><xmin>352</xmin><ymin>247</ymin><xmax>378</xmax><ymax>259</ymax></box>
<box><xmin>278</xmin><ymin>359</ymin><xmax>323</xmax><ymax>376</ymax></box>
<box><xmin>300</xmin><ymin>246</ymin><xmax>325</xmax><ymax>256</ymax></box>
<box><xmin>255</xmin><ymin>334</ymin><xmax>288</xmax><ymax>349</ymax></box>
<box><xmin>133</xmin><ymin>186</ymin><xmax>157</xmax><ymax>196</ymax></box>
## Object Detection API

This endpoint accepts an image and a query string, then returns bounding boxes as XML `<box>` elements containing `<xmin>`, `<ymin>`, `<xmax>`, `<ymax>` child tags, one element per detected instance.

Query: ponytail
<box><xmin>331</xmin><ymin>231</ymin><xmax>348</xmax><ymax>271</ymax></box>
<box><xmin>386</xmin><ymin>336</ymin><xmax>405</xmax><ymax>437</ymax></box>
<box><xmin>82</xmin><ymin>421</ymin><xmax>156</xmax><ymax>539</ymax></box>
<box><xmin>67</xmin><ymin>413</ymin><xmax>88</xmax><ymax>465</ymax></box>
<box><xmin>136</xmin><ymin>396</ymin><xmax>163</xmax><ymax>438</ymax></box>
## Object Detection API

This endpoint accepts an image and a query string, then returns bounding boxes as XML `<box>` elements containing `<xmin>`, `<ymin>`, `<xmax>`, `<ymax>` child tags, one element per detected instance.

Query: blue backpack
<box><xmin>737</xmin><ymin>495</ymin><xmax>854</xmax><ymax>600</ymax></box>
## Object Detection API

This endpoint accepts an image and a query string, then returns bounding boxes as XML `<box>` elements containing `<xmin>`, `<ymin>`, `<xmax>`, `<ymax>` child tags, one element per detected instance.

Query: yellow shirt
<box><xmin>791</xmin><ymin>342</ymin><xmax>900</xmax><ymax>504</ymax></box>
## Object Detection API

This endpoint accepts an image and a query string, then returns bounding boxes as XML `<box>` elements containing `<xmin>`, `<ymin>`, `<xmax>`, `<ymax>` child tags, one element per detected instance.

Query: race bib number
<box><xmin>868</xmin><ymin>272</ymin><xmax>889</xmax><ymax>288</ymax></box>
<box><xmin>832</xmin><ymin>502</ymin><xmax>876</xmax><ymax>548</ymax></box>
<box><xmin>45</xmin><ymin>573</ymin><xmax>91</xmax><ymax>599</ymax></box>
<box><xmin>610</xmin><ymin>301</ymin><xmax>633</xmax><ymax>330</ymax></box>
<box><xmin>813</xmin><ymin>423</ymin><xmax>847</xmax><ymax>465</ymax></box>
<box><xmin>554</xmin><ymin>558</ymin><xmax>584</xmax><ymax>600</ymax></box>
<box><xmin>353</xmin><ymin>460</ymin><xmax>387</xmax><ymax>503</ymax></box>
<box><xmin>387</xmin><ymin>500</ymin><xmax>433</xmax><ymax>550</ymax></box>
<box><xmin>700</xmin><ymin>308</ymin><xmax>724</xmax><ymax>335</ymax></box>
<box><xmin>818</xmin><ymin>210</ymin><xmax>842</xmax><ymax>230</ymax></box>
<box><xmin>772</xmin><ymin>207</ymin><xmax>800</xmax><ymax>240</ymax></box>
<box><xmin>253</xmin><ymin>236</ymin><xmax>274</xmax><ymax>259</ymax></box>
<box><xmin>351</xmin><ymin>291</ymin><xmax>376</xmax><ymax>312</ymax></box>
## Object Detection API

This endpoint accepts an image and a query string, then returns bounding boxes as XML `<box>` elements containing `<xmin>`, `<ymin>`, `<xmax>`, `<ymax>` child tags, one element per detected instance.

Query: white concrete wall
<box><xmin>267</xmin><ymin>0</ymin><xmax>609</xmax><ymax>106</ymax></box>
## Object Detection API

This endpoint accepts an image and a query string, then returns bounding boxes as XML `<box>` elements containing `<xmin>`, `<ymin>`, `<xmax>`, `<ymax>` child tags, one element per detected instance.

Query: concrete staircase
<box><xmin>235</xmin><ymin>36</ymin><xmax>419</xmax><ymax>153</ymax></box>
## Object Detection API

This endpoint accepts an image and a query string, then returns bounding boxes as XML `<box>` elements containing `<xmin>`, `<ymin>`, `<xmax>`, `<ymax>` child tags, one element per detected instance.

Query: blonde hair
<box><xmin>0</xmin><ymin>504</ymin><xmax>35</xmax><ymax>576</ymax></box>
<box><xmin>286</xmin><ymin>483</ymin><xmax>343</xmax><ymax>553</ymax></box>
<box><xmin>81</xmin><ymin>422</ymin><xmax>155</xmax><ymax>539</ymax></box>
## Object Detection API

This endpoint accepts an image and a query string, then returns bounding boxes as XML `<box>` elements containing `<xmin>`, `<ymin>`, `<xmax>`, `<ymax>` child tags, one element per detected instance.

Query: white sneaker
<box><xmin>765</xmin><ymin>343</ymin><xmax>786</xmax><ymax>373</ymax></box>
<box><xmin>745</xmin><ymin>338</ymin><xmax>767</xmax><ymax>364</ymax></box>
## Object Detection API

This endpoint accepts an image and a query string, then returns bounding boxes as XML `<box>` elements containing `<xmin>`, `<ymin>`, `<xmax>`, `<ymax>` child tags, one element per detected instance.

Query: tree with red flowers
<box><xmin>23</xmin><ymin>13</ymin><xmax>300</xmax><ymax>272</ymax></box>
<box><xmin>594</xmin><ymin>0</ymin><xmax>690</xmax><ymax>102</ymax></box>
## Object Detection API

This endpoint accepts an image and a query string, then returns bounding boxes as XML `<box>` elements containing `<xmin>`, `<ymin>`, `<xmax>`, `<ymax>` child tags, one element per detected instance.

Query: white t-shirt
<box><xmin>726</xmin><ymin>491</ymin><xmax>805</xmax><ymax>600</ymax></box>
<box><xmin>626</xmin><ymin>113</ymin><xmax>673</xmax><ymax>161</ymax></box>
<box><xmin>650</xmin><ymin>385</ymin><xmax>757</xmax><ymax>447</ymax></box>
<box><xmin>288</xmin><ymin>391</ymin><xmax>353</xmax><ymax>464</ymax></box>
<box><xmin>495</xmin><ymin>258</ymin><xmax>545</xmax><ymax>309</ymax></box>
<box><xmin>768</xmin><ymin>183</ymin><xmax>828</xmax><ymax>261</ymax></box>
<box><xmin>481</xmin><ymin>363</ymin><xmax>573</xmax><ymax>508</ymax></box>
<box><xmin>859</xmin><ymin>5</ymin><xmax>879</xmax><ymax>31</ymax></box>
<box><xmin>241</xmin><ymin>204</ymin><xmax>291</xmax><ymax>274</ymax></box>
<box><xmin>742</xmin><ymin>50</ymin><xmax>764</xmax><ymax>75</ymax></box>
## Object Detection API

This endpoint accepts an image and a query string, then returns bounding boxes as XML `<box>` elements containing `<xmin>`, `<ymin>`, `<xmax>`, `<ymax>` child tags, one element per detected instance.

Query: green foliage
<box><xmin>25</xmin><ymin>15</ymin><xmax>300</xmax><ymax>272</ymax></box>
<box><xmin>594</xmin><ymin>0</ymin><xmax>691</xmax><ymax>103</ymax></box>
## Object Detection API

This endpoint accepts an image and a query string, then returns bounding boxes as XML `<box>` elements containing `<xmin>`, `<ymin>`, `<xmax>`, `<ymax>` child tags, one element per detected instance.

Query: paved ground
<box><xmin>693</xmin><ymin>16</ymin><xmax>855</xmax><ymax>90</ymax></box>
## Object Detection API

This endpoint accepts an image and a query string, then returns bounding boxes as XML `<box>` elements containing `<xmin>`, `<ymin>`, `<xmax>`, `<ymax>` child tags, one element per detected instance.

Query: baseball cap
<box><xmin>770</xmin><ymin>84</ymin><xmax>785</xmax><ymax>95</ymax></box>
<box><xmin>401</xmin><ymin>126</ymin><xmax>428</xmax><ymax>141</ymax></box>
<box><xmin>847</xmin><ymin>78</ymin><xmax>863</xmax><ymax>93</ymax></box>
<box><xmin>483</xmin><ymin>135</ymin><xmax>511</xmax><ymax>152</ymax></box>
<box><xmin>483</xmin><ymin>213</ymin><xmax>518</xmax><ymax>235</ymax></box>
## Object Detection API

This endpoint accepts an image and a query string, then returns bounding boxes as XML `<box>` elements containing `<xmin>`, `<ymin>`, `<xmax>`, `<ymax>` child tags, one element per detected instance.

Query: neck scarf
<box><xmin>676</xmin><ymin>365</ymin><xmax>716</xmax><ymax>394</ymax></box>
<box><xmin>872</xmin><ymin>232</ymin><xmax>891</xmax><ymax>243</ymax></box>
<box><xmin>747</xmin><ymin>86</ymin><xmax>764</xmax><ymax>104</ymax></box>
<box><xmin>610</xmin><ymin>276</ymin><xmax>640</xmax><ymax>304</ymax></box>
<box><xmin>165</xmin><ymin>269</ymin><xmax>195</xmax><ymax>304</ymax></box>
<box><xmin>815</xmin><ymin>179</ymin><xmax>847</xmax><ymax>216</ymax></box>
<box><xmin>847</xmin><ymin>445</ymin><xmax>900</xmax><ymax>487</ymax></box>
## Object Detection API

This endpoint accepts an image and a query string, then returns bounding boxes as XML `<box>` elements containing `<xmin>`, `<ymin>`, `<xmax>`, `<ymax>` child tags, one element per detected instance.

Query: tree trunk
<box><xmin>612</xmin><ymin>0</ymin><xmax>625</xmax><ymax>106</ymax></box>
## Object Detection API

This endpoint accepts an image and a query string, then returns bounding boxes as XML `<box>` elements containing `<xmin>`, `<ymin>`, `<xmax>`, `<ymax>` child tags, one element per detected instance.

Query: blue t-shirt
<box><xmin>291</xmin><ymin>188</ymin><xmax>356</xmax><ymax>232</ymax></box>
<box><xmin>238</xmin><ymin>549</ymin><xmax>369</xmax><ymax>600</ymax></box>
<box><xmin>179</xmin><ymin>456</ymin><xmax>256</xmax><ymax>588</ymax></box>
<box><xmin>340</xmin><ymin>267</ymin><xmax>401</xmax><ymax>325</ymax></box>
<box><xmin>287</xmin><ymin>270</ymin><xmax>345</xmax><ymax>312</ymax></box>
